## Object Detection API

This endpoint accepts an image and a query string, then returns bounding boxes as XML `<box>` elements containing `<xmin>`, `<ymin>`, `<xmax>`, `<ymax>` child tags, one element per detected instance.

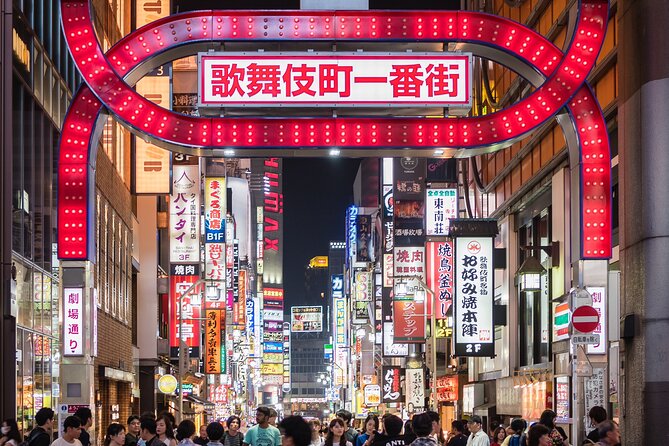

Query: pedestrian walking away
<box><xmin>368</xmin><ymin>415</ymin><xmax>403</xmax><ymax>446</ymax></box>
<box><xmin>25</xmin><ymin>408</ymin><xmax>54</xmax><ymax>446</ymax></box>
<box><xmin>409</xmin><ymin>413</ymin><xmax>438</xmax><ymax>446</ymax></box>
<box><xmin>278</xmin><ymin>416</ymin><xmax>311</xmax><ymax>446</ymax></box>
<box><xmin>176</xmin><ymin>420</ymin><xmax>197</xmax><ymax>446</ymax></box>
<box><xmin>204</xmin><ymin>422</ymin><xmax>224</xmax><ymax>446</ymax></box>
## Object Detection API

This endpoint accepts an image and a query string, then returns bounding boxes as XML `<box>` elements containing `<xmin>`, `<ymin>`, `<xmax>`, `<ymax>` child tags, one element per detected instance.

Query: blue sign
<box><xmin>263</xmin><ymin>342</ymin><xmax>283</xmax><ymax>353</ymax></box>
<box><xmin>331</xmin><ymin>274</ymin><xmax>344</xmax><ymax>299</ymax></box>
<box><xmin>346</xmin><ymin>206</ymin><xmax>358</xmax><ymax>264</ymax></box>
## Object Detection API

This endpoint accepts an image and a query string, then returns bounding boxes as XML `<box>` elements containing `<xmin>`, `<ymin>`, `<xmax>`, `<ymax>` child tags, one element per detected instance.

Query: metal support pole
<box><xmin>177</xmin><ymin>278</ymin><xmax>205</xmax><ymax>422</ymax></box>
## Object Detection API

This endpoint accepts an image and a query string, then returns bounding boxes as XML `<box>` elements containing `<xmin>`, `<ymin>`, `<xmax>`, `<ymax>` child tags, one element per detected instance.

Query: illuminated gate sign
<box><xmin>198</xmin><ymin>53</ymin><xmax>472</xmax><ymax>108</ymax></box>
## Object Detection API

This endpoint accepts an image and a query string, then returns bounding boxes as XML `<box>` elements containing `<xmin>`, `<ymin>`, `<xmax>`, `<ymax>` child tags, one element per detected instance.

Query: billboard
<box><xmin>425</xmin><ymin>189</ymin><xmax>457</xmax><ymax>236</ymax></box>
<box><xmin>426</xmin><ymin>241</ymin><xmax>454</xmax><ymax>320</ymax></box>
<box><xmin>204</xmin><ymin>309</ymin><xmax>225</xmax><ymax>374</ymax></box>
<box><xmin>170</xmin><ymin>163</ymin><xmax>200</xmax><ymax>263</ymax></box>
<box><xmin>199</xmin><ymin>53</ymin><xmax>472</xmax><ymax>107</ymax></box>
<box><xmin>169</xmin><ymin>265</ymin><xmax>202</xmax><ymax>352</ymax></box>
<box><xmin>291</xmin><ymin>306</ymin><xmax>323</xmax><ymax>332</ymax></box>
<box><xmin>63</xmin><ymin>288</ymin><xmax>84</xmax><ymax>356</ymax></box>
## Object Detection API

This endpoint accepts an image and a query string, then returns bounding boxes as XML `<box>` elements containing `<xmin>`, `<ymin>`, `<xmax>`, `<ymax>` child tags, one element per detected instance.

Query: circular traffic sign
<box><xmin>572</xmin><ymin>305</ymin><xmax>599</xmax><ymax>333</ymax></box>
<box><xmin>157</xmin><ymin>374</ymin><xmax>178</xmax><ymax>394</ymax></box>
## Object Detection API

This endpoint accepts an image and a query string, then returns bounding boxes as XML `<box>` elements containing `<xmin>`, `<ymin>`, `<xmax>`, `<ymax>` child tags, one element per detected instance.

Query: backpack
<box><xmin>19</xmin><ymin>428</ymin><xmax>47</xmax><ymax>446</ymax></box>
<box><xmin>508</xmin><ymin>435</ymin><xmax>521</xmax><ymax>446</ymax></box>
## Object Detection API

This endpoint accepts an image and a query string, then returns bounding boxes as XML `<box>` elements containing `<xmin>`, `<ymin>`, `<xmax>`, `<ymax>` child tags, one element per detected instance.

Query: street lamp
<box><xmin>516</xmin><ymin>255</ymin><xmax>546</xmax><ymax>292</ymax></box>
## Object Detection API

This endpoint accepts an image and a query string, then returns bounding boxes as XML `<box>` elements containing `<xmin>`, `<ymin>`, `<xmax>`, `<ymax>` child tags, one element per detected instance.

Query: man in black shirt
<box><xmin>370</xmin><ymin>415</ymin><xmax>404</xmax><ymax>446</ymax></box>
<box><xmin>140</xmin><ymin>418</ymin><xmax>164</xmax><ymax>446</ymax></box>
<box><xmin>73</xmin><ymin>408</ymin><xmax>93</xmax><ymax>446</ymax></box>
<box><xmin>445</xmin><ymin>421</ymin><xmax>467</xmax><ymax>446</ymax></box>
<box><xmin>584</xmin><ymin>406</ymin><xmax>607</xmax><ymax>444</ymax></box>
<box><xmin>26</xmin><ymin>408</ymin><xmax>54</xmax><ymax>446</ymax></box>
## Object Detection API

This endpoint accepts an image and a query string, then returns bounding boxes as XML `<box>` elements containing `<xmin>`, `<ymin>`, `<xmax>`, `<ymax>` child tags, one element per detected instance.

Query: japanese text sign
<box><xmin>205</xmin><ymin>177</ymin><xmax>226</xmax><ymax>243</ymax></box>
<box><xmin>393</xmin><ymin>299</ymin><xmax>426</xmax><ymax>343</ymax></box>
<box><xmin>383</xmin><ymin>321</ymin><xmax>409</xmax><ymax>357</ymax></box>
<box><xmin>427</xmin><ymin>241</ymin><xmax>454</xmax><ymax>320</ymax></box>
<box><xmin>586</xmin><ymin>286</ymin><xmax>607</xmax><ymax>354</ymax></box>
<box><xmin>405</xmin><ymin>368</ymin><xmax>425</xmax><ymax>412</ymax></box>
<box><xmin>454</xmin><ymin>237</ymin><xmax>494</xmax><ymax>356</ymax></box>
<box><xmin>63</xmin><ymin>288</ymin><xmax>84</xmax><ymax>356</ymax></box>
<box><xmin>291</xmin><ymin>306</ymin><xmax>323</xmax><ymax>332</ymax></box>
<box><xmin>199</xmin><ymin>53</ymin><xmax>472</xmax><ymax>107</ymax></box>
<box><xmin>170</xmin><ymin>164</ymin><xmax>200</xmax><ymax>263</ymax></box>
<box><xmin>382</xmin><ymin>366</ymin><xmax>404</xmax><ymax>403</ymax></box>
<box><xmin>436</xmin><ymin>376</ymin><xmax>459</xmax><ymax>402</ymax></box>
<box><xmin>204</xmin><ymin>309</ymin><xmax>225</xmax><ymax>374</ymax></box>
<box><xmin>169</xmin><ymin>271</ymin><xmax>202</xmax><ymax>349</ymax></box>
<box><xmin>355</xmin><ymin>271</ymin><xmax>373</xmax><ymax>302</ymax></box>
<box><xmin>426</xmin><ymin>189</ymin><xmax>457</xmax><ymax>235</ymax></box>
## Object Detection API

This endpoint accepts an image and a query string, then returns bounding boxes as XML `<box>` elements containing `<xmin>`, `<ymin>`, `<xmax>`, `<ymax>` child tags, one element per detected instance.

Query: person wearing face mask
<box><xmin>0</xmin><ymin>419</ymin><xmax>22</xmax><ymax>446</ymax></box>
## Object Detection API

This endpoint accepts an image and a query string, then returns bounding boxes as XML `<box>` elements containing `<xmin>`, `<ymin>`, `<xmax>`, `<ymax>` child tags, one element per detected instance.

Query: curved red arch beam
<box><xmin>58</xmin><ymin>3</ymin><xmax>610</xmax><ymax>260</ymax></box>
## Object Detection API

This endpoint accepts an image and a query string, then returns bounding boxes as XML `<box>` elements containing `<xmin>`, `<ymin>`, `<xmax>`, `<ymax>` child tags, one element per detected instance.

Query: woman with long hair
<box><xmin>491</xmin><ymin>427</ymin><xmax>506</xmax><ymax>446</ymax></box>
<box><xmin>538</xmin><ymin>411</ymin><xmax>568</xmax><ymax>446</ymax></box>
<box><xmin>355</xmin><ymin>415</ymin><xmax>378</xmax><ymax>446</ymax></box>
<box><xmin>0</xmin><ymin>419</ymin><xmax>22</xmax><ymax>446</ymax></box>
<box><xmin>324</xmin><ymin>419</ymin><xmax>351</xmax><ymax>446</ymax></box>
<box><xmin>104</xmin><ymin>424</ymin><xmax>127</xmax><ymax>446</ymax></box>
<box><xmin>176</xmin><ymin>420</ymin><xmax>196</xmax><ymax>446</ymax></box>
<box><xmin>157</xmin><ymin>416</ymin><xmax>177</xmax><ymax>446</ymax></box>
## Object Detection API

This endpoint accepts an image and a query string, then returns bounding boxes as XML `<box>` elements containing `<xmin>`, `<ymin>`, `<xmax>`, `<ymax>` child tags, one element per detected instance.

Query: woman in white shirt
<box><xmin>0</xmin><ymin>419</ymin><xmax>22</xmax><ymax>446</ymax></box>
<box><xmin>157</xmin><ymin>417</ymin><xmax>178</xmax><ymax>446</ymax></box>
<box><xmin>104</xmin><ymin>423</ymin><xmax>127</xmax><ymax>446</ymax></box>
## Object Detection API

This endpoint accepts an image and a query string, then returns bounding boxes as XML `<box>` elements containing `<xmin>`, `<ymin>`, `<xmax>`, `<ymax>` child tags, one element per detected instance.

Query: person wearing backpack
<box><xmin>501</xmin><ymin>419</ymin><xmax>526</xmax><ymax>446</ymax></box>
<box><xmin>25</xmin><ymin>408</ymin><xmax>54</xmax><ymax>446</ymax></box>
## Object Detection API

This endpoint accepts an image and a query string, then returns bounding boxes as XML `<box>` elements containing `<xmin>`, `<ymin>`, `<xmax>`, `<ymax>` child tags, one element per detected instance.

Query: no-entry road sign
<box><xmin>572</xmin><ymin>305</ymin><xmax>599</xmax><ymax>333</ymax></box>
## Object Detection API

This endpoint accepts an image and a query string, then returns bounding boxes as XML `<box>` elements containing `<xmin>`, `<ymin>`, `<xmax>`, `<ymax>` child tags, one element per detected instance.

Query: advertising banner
<box><xmin>204</xmin><ymin>309</ymin><xmax>225</xmax><ymax>374</ymax></box>
<box><xmin>356</xmin><ymin>214</ymin><xmax>372</xmax><ymax>262</ymax></box>
<box><xmin>205</xmin><ymin>243</ymin><xmax>225</xmax><ymax>284</ymax></box>
<box><xmin>555</xmin><ymin>376</ymin><xmax>570</xmax><ymax>422</ymax></box>
<box><xmin>393</xmin><ymin>157</ymin><xmax>426</xmax><ymax>200</ymax></box>
<box><xmin>364</xmin><ymin>385</ymin><xmax>381</xmax><ymax>407</ymax></box>
<box><xmin>264</xmin><ymin>342</ymin><xmax>284</xmax><ymax>354</ymax></box>
<box><xmin>393</xmin><ymin>200</ymin><xmax>425</xmax><ymax>246</ymax></box>
<box><xmin>346</xmin><ymin>206</ymin><xmax>358</xmax><ymax>265</ymax></box>
<box><xmin>382</xmin><ymin>321</ymin><xmax>409</xmax><ymax>356</ymax></box>
<box><xmin>204</xmin><ymin>177</ymin><xmax>226</xmax><ymax>243</ymax></box>
<box><xmin>394</xmin><ymin>158</ymin><xmax>426</xmax><ymax>246</ymax></box>
<box><xmin>63</xmin><ymin>288</ymin><xmax>84</xmax><ymax>356</ymax></box>
<box><xmin>260</xmin><ymin>363</ymin><xmax>284</xmax><ymax>375</ymax></box>
<box><xmin>382</xmin><ymin>366</ymin><xmax>404</xmax><ymax>403</ymax></box>
<box><xmin>199</xmin><ymin>53</ymin><xmax>472</xmax><ymax>107</ymax></box>
<box><xmin>168</xmin><ymin>267</ymin><xmax>202</xmax><ymax>351</ymax></box>
<box><xmin>405</xmin><ymin>368</ymin><xmax>425</xmax><ymax>412</ymax></box>
<box><xmin>436</xmin><ymin>376</ymin><xmax>458</xmax><ymax>402</ymax></box>
<box><xmin>354</xmin><ymin>271</ymin><xmax>373</xmax><ymax>302</ymax></box>
<box><xmin>392</xmin><ymin>300</ymin><xmax>425</xmax><ymax>343</ymax></box>
<box><xmin>291</xmin><ymin>306</ymin><xmax>323</xmax><ymax>332</ymax></box>
<box><xmin>170</xmin><ymin>164</ymin><xmax>200</xmax><ymax>263</ymax></box>
<box><xmin>454</xmin><ymin>237</ymin><xmax>494</xmax><ymax>357</ymax></box>
<box><xmin>425</xmin><ymin>189</ymin><xmax>457</xmax><ymax>236</ymax></box>
<box><xmin>426</xmin><ymin>241</ymin><xmax>454</xmax><ymax>320</ymax></box>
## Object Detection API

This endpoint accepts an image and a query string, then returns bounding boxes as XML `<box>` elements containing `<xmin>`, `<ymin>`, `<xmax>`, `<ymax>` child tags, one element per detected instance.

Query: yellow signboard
<box><xmin>260</xmin><ymin>363</ymin><xmax>284</xmax><ymax>375</ymax></box>
<box><xmin>309</xmin><ymin>256</ymin><xmax>329</xmax><ymax>268</ymax></box>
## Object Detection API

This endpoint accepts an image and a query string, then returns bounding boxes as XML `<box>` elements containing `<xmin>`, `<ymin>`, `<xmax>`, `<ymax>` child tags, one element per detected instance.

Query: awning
<box><xmin>185</xmin><ymin>395</ymin><xmax>215</xmax><ymax>409</ymax></box>
<box><xmin>473</xmin><ymin>402</ymin><xmax>496</xmax><ymax>415</ymax></box>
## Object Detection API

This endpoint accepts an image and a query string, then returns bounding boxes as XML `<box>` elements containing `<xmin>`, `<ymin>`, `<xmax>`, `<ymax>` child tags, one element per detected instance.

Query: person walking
<box><xmin>176</xmin><ymin>420</ymin><xmax>197</xmax><ymax>446</ymax></box>
<box><xmin>243</xmin><ymin>407</ymin><xmax>281</xmax><ymax>446</ymax></box>
<box><xmin>368</xmin><ymin>415</ymin><xmax>403</xmax><ymax>446</ymax></box>
<box><xmin>204</xmin><ymin>423</ymin><xmax>223</xmax><ymax>446</ymax></box>
<box><xmin>105</xmin><ymin>424</ymin><xmax>127</xmax><ymax>446</ymax></box>
<box><xmin>0</xmin><ymin>419</ymin><xmax>22</xmax><ymax>446</ymax></box>
<box><xmin>334</xmin><ymin>411</ymin><xmax>357</xmax><ymax>446</ymax></box>
<box><xmin>537</xmin><ymin>411</ymin><xmax>567</xmax><ymax>446</ymax></box>
<box><xmin>126</xmin><ymin>417</ymin><xmax>141</xmax><ymax>446</ymax></box>
<box><xmin>356</xmin><ymin>415</ymin><xmax>378</xmax><ymax>446</ymax></box>
<box><xmin>307</xmin><ymin>420</ymin><xmax>323</xmax><ymax>446</ymax></box>
<box><xmin>464</xmin><ymin>416</ymin><xmax>489</xmax><ymax>446</ymax></box>
<box><xmin>593</xmin><ymin>422</ymin><xmax>619</xmax><ymax>446</ymax></box>
<box><xmin>491</xmin><ymin>428</ymin><xmax>506</xmax><ymax>446</ymax></box>
<box><xmin>156</xmin><ymin>417</ymin><xmax>177</xmax><ymax>446</ymax></box>
<box><xmin>425</xmin><ymin>412</ymin><xmax>445</xmax><ymax>446</ymax></box>
<box><xmin>26</xmin><ymin>408</ymin><xmax>54</xmax><ymax>446</ymax></box>
<box><xmin>323</xmin><ymin>419</ymin><xmax>351</xmax><ymax>446</ymax></box>
<box><xmin>139</xmin><ymin>419</ymin><xmax>163</xmax><ymax>446</ymax></box>
<box><xmin>73</xmin><ymin>408</ymin><xmax>93</xmax><ymax>446</ymax></box>
<box><xmin>500</xmin><ymin>420</ymin><xmax>525</xmax><ymax>446</ymax></box>
<box><xmin>194</xmin><ymin>426</ymin><xmax>208</xmax><ymax>446</ymax></box>
<box><xmin>408</xmin><ymin>413</ymin><xmax>437</xmax><ymax>446</ymax></box>
<box><xmin>51</xmin><ymin>417</ymin><xmax>83</xmax><ymax>446</ymax></box>
<box><xmin>445</xmin><ymin>421</ymin><xmax>467</xmax><ymax>446</ymax></box>
<box><xmin>583</xmin><ymin>407</ymin><xmax>607</xmax><ymax>445</ymax></box>
<box><xmin>526</xmin><ymin>426</ymin><xmax>551</xmax><ymax>446</ymax></box>
<box><xmin>223</xmin><ymin>417</ymin><xmax>244</xmax><ymax>446</ymax></box>
<box><xmin>278</xmin><ymin>416</ymin><xmax>311</xmax><ymax>446</ymax></box>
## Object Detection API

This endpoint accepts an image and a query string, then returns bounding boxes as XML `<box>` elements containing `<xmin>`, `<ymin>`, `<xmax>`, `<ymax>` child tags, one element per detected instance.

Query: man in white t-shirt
<box><xmin>51</xmin><ymin>416</ymin><xmax>82</xmax><ymax>446</ymax></box>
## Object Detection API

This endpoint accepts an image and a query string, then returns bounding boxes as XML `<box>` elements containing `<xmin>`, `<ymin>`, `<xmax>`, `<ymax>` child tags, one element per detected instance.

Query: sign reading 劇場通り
<box><xmin>199</xmin><ymin>53</ymin><xmax>472</xmax><ymax>108</ymax></box>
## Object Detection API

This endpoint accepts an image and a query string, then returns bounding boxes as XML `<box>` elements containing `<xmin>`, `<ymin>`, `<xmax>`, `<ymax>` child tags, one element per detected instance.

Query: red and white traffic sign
<box><xmin>572</xmin><ymin>305</ymin><xmax>599</xmax><ymax>333</ymax></box>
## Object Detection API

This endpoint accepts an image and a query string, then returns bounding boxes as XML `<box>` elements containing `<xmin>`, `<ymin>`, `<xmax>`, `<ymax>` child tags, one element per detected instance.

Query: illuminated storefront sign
<box><xmin>290</xmin><ymin>306</ymin><xmax>323</xmax><ymax>332</ymax></box>
<box><xmin>354</xmin><ymin>271</ymin><xmax>373</xmax><ymax>302</ymax></box>
<box><xmin>382</xmin><ymin>366</ymin><xmax>404</xmax><ymax>403</ymax></box>
<box><xmin>346</xmin><ymin>206</ymin><xmax>358</xmax><ymax>263</ymax></box>
<box><xmin>426</xmin><ymin>241</ymin><xmax>454</xmax><ymax>320</ymax></box>
<box><xmin>170</xmin><ymin>163</ymin><xmax>200</xmax><ymax>263</ymax></box>
<box><xmin>204</xmin><ymin>309</ymin><xmax>225</xmax><ymax>374</ymax></box>
<box><xmin>204</xmin><ymin>178</ymin><xmax>226</xmax><ymax>243</ymax></box>
<box><xmin>425</xmin><ymin>189</ymin><xmax>457</xmax><ymax>236</ymax></box>
<box><xmin>168</xmin><ymin>265</ymin><xmax>201</xmax><ymax>351</ymax></box>
<box><xmin>63</xmin><ymin>288</ymin><xmax>84</xmax><ymax>356</ymax></box>
<box><xmin>405</xmin><ymin>368</ymin><xmax>425</xmax><ymax>412</ymax></box>
<box><xmin>436</xmin><ymin>376</ymin><xmax>458</xmax><ymax>402</ymax></box>
<box><xmin>199</xmin><ymin>53</ymin><xmax>472</xmax><ymax>107</ymax></box>
<box><xmin>392</xmin><ymin>299</ymin><xmax>425</xmax><ymax>343</ymax></box>
<box><xmin>586</xmin><ymin>287</ymin><xmax>607</xmax><ymax>354</ymax></box>
<box><xmin>454</xmin><ymin>237</ymin><xmax>494</xmax><ymax>357</ymax></box>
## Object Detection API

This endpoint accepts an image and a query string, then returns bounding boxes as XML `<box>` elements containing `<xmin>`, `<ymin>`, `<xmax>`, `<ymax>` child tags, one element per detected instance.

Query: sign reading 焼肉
<box><xmin>454</xmin><ymin>237</ymin><xmax>494</xmax><ymax>356</ymax></box>
<box><xmin>199</xmin><ymin>53</ymin><xmax>472</xmax><ymax>108</ymax></box>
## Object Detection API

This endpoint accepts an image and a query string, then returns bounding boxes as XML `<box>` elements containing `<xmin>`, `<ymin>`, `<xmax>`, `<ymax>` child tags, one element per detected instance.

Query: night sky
<box><xmin>282</xmin><ymin>158</ymin><xmax>361</xmax><ymax>307</ymax></box>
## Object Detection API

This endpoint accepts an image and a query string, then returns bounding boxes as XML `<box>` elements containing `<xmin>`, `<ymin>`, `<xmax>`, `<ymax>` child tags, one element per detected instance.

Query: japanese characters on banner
<box><xmin>393</xmin><ymin>300</ymin><xmax>426</xmax><ymax>343</ymax></box>
<box><xmin>169</xmin><ymin>264</ymin><xmax>201</xmax><ymax>354</ymax></box>
<box><xmin>291</xmin><ymin>306</ymin><xmax>323</xmax><ymax>332</ymax></box>
<box><xmin>585</xmin><ymin>367</ymin><xmax>607</xmax><ymax>412</ymax></box>
<box><xmin>262</xmin><ymin>287</ymin><xmax>284</xmax><ymax>377</ymax></box>
<box><xmin>198</xmin><ymin>53</ymin><xmax>472</xmax><ymax>107</ymax></box>
<box><xmin>364</xmin><ymin>385</ymin><xmax>381</xmax><ymax>407</ymax></box>
<box><xmin>170</xmin><ymin>161</ymin><xmax>200</xmax><ymax>263</ymax></box>
<box><xmin>426</xmin><ymin>189</ymin><xmax>457</xmax><ymax>236</ymax></box>
<box><xmin>382</xmin><ymin>366</ymin><xmax>404</xmax><ymax>403</ymax></box>
<box><xmin>251</xmin><ymin>158</ymin><xmax>283</xmax><ymax>286</ymax></box>
<box><xmin>234</xmin><ymin>270</ymin><xmax>246</xmax><ymax>326</ymax></box>
<box><xmin>454</xmin><ymin>237</ymin><xmax>494</xmax><ymax>357</ymax></box>
<box><xmin>393</xmin><ymin>158</ymin><xmax>426</xmax><ymax>247</ymax></box>
<box><xmin>204</xmin><ymin>309</ymin><xmax>225</xmax><ymax>374</ymax></box>
<box><xmin>426</xmin><ymin>241</ymin><xmax>454</xmax><ymax>320</ymax></box>
<box><xmin>436</xmin><ymin>376</ymin><xmax>458</xmax><ymax>402</ymax></box>
<box><xmin>205</xmin><ymin>177</ymin><xmax>226</xmax><ymax>283</ymax></box>
<box><xmin>63</xmin><ymin>288</ymin><xmax>84</xmax><ymax>356</ymax></box>
<box><xmin>405</xmin><ymin>368</ymin><xmax>426</xmax><ymax>412</ymax></box>
<box><xmin>346</xmin><ymin>205</ymin><xmax>358</xmax><ymax>266</ymax></box>
<box><xmin>332</xmin><ymin>274</ymin><xmax>348</xmax><ymax>386</ymax></box>
<box><xmin>555</xmin><ymin>376</ymin><xmax>570</xmax><ymax>422</ymax></box>
<box><xmin>383</xmin><ymin>322</ymin><xmax>409</xmax><ymax>357</ymax></box>
<box><xmin>356</xmin><ymin>214</ymin><xmax>372</xmax><ymax>262</ymax></box>
<box><xmin>586</xmin><ymin>286</ymin><xmax>607</xmax><ymax>354</ymax></box>
<box><xmin>355</xmin><ymin>271</ymin><xmax>373</xmax><ymax>302</ymax></box>
<box><xmin>283</xmin><ymin>322</ymin><xmax>291</xmax><ymax>391</ymax></box>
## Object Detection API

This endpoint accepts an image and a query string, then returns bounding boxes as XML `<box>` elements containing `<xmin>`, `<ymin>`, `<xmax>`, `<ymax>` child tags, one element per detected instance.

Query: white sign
<box><xmin>454</xmin><ymin>237</ymin><xmax>494</xmax><ymax>356</ymax></box>
<box><xmin>205</xmin><ymin>243</ymin><xmax>226</xmax><ymax>284</ymax></box>
<box><xmin>405</xmin><ymin>368</ymin><xmax>425</xmax><ymax>412</ymax></box>
<box><xmin>364</xmin><ymin>385</ymin><xmax>381</xmax><ymax>406</ymax></box>
<box><xmin>63</xmin><ymin>288</ymin><xmax>84</xmax><ymax>356</ymax></box>
<box><xmin>586</xmin><ymin>286</ymin><xmax>607</xmax><ymax>354</ymax></box>
<box><xmin>264</xmin><ymin>309</ymin><xmax>283</xmax><ymax>322</ymax></box>
<box><xmin>585</xmin><ymin>367</ymin><xmax>607</xmax><ymax>411</ymax></box>
<box><xmin>572</xmin><ymin>334</ymin><xmax>600</xmax><ymax>345</ymax></box>
<box><xmin>426</xmin><ymin>189</ymin><xmax>457</xmax><ymax>235</ymax></box>
<box><xmin>383</xmin><ymin>322</ymin><xmax>409</xmax><ymax>356</ymax></box>
<box><xmin>198</xmin><ymin>52</ymin><xmax>472</xmax><ymax>107</ymax></box>
<box><xmin>170</xmin><ymin>165</ymin><xmax>200</xmax><ymax>263</ymax></box>
<box><xmin>393</xmin><ymin>246</ymin><xmax>425</xmax><ymax>280</ymax></box>
<box><xmin>291</xmin><ymin>306</ymin><xmax>323</xmax><ymax>332</ymax></box>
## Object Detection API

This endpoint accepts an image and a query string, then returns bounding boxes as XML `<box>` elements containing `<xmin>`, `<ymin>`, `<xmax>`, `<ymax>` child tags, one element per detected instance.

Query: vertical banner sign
<box><xmin>454</xmin><ymin>237</ymin><xmax>494</xmax><ymax>356</ymax></box>
<box><xmin>355</xmin><ymin>271</ymin><xmax>373</xmax><ymax>302</ymax></box>
<box><xmin>259</xmin><ymin>158</ymin><xmax>283</xmax><ymax>286</ymax></box>
<box><xmin>169</xmin><ymin>264</ymin><xmax>201</xmax><ymax>354</ymax></box>
<box><xmin>332</xmin><ymin>274</ymin><xmax>348</xmax><ymax>386</ymax></box>
<box><xmin>262</xmin><ymin>287</ymin><xmax>284</xmax><ymax>381</ymax></box>
<box><xmin>204</xmin><ymin>309</ymin><xmax>225</xmax><ymax>374</ymax></box>
<box><xmin>356</xmin><ymin>214</ymin><xmax>372</xmax><ymax>262</ymax></box>
<box><xmin>225</xmin><ymin>216</ymin><xmax>234</xmax><ymax>307</ymax></box>
<box><xmin>170</xmin><ymin>162</ymin><xmax>200</xmax><ymax>263</ymax></box>
<box><xmin>405</xmin><ymin>368</ymin><xmax>426</xmax><ymax>412</ymax></box>
<box><xmin>246</xmin><ymin>294</ymin><xmax>257</xmax><ymax>357</ymax></box>
<box><xmin>283</xmin><ymin>322</ymin><xmax>291</xmax><ymax>392</ymax></box>
<box><xmin>425</xmin><ymin>189</ymin><xmax>457</xmax><ymax>235</ymax></box>
<box><xmin>63</xmin><ymin>288</ymin><xmax>84</xmax><ymax>356</ymax></box>
<box><xmin>383</xmin><ymin>322</ymin><xmax>409</xmax><ymax>357</ymax></box>
<box><xmin>426</xmin><ymin>241</ymin><xmax>454</xmax><ymax>319</ymax></box>
<box><xmin>586</xmin><ymin>287</ymin><xmax>607</xmax><ymax>354</ymax></box>
<box><xmin>382</xmin><ymin>366</ymin><xmax>404</xmax><ymax>403</ymax></box>
<box><xmin>237</xmin><ymin>269</ymin><xmax>247</xmax><ymax>327</ymax></box>
<box><xmin>555</xmin><ymin>376</ymin><xmax>570</xmax><ymax>422</ymax></box>
<box><xmin>346</xmin><ymin>206</ymin><xmax>358</xmax><ymax>266</ymax></box>
<box><xmin>392</xmin><ymin>300</ymin><xmax>426</xmax><ymax>343</ymax></box>
<box><xmin>585</xmin><ymin>367</ymin><xmax>607</xmax><ymax>411</ymax></box>
<box><xmin>393</xmin><ymin>157</ymin><xmax>426</xmax><ymax>247</ymax></box>
<box><xmin>205</xmin><ymin>177</ymin><xmax>226</xmax><ymax>283</ymax></box>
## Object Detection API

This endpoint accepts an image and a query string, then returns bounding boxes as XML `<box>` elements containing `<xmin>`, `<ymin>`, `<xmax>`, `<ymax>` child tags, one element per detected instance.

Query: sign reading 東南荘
<box><xmin>63</xmin><ymin>288</ymin><xmax>84</xmax><ymax>356</ymax></box>
<box><xmin>425</xmin><ymin>189</ymin><xmax>457</xmax><ymax>236</ymax></box>
<box><xmin>198</xmin><ymin>53</ymin><xmax>472</xmax><ymax>107</ymax></box>
<box><xmin>454</xmin><ymin>237</ymin><xmax>494</xmax><ymax>357</ymax></box>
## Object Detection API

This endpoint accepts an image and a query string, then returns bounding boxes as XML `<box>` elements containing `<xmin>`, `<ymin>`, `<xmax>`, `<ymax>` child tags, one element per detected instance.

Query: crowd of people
<box><xmin>0</xmin><ymin>405</ymin><xmax>619</xmax><ymax>446</ymax></box>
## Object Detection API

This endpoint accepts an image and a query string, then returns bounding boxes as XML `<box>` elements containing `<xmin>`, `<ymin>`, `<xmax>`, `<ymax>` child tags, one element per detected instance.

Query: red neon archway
<box><xmin>58</xmin><ymin>1</ymin><xmax>610</xmax><ymax>261</ymax></box>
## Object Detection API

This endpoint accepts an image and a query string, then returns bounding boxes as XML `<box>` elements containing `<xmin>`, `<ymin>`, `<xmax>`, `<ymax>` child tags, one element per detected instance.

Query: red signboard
<box><xmin>426</xmin><ymin>240</ymin><xmax>454</xmax><ymax>320</ymax></box>
<box><xmin>572</xmin><ymin>305</ymin><xmax>600</xmax><ymax>333</ymax></box>
<box><xmin>169</xmin><ymin>274</ymin><xmax>202</xmax><ymax>349</ymax></box>
<box><xmin>436</xmin><ymin>375</ymin><xmax>458</xmax><ymax>402</ymax></box>
<box><xmin>393</xmin><ymin>299</ymin><xmax>425</xmax><ymax>343</ymax></box>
